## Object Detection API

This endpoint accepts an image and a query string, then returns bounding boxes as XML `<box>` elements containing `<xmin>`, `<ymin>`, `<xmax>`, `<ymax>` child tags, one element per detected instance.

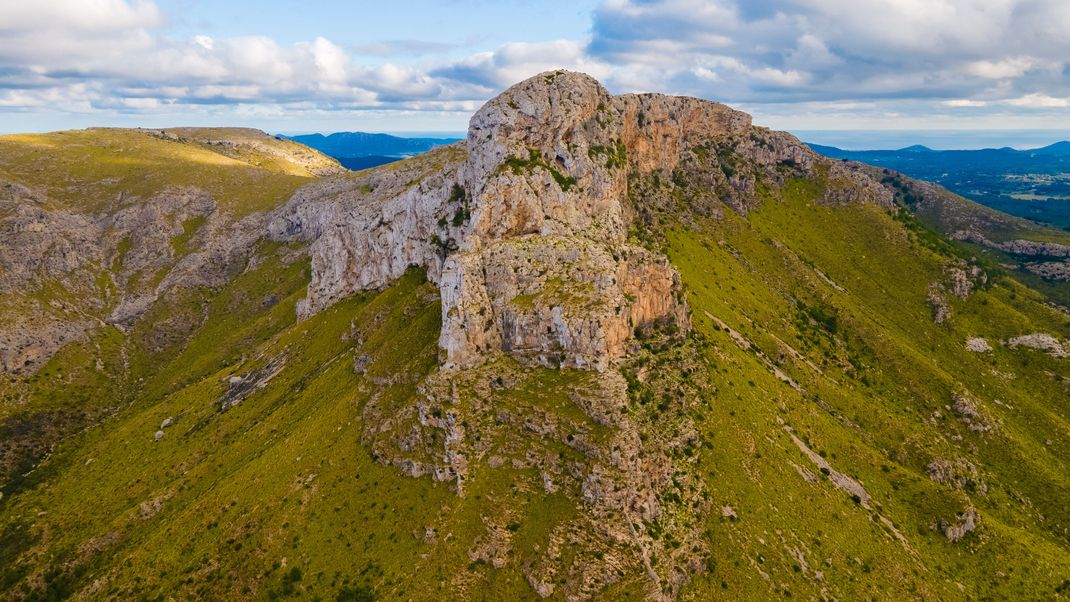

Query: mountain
<box><xmin>2</xmin><ymin>72</ymin><xmax>1069</xmax><ymax>601</ymax></box>
<box><xmin>1032</xmin><ymin>140</ymin><xmax>1070</xmax><ymax>156</ymax></box>
<box><xmin>286</xmin><ymin>131</ymin><xmax>462</xmax><ymax>168</ymax></box>
<box><xmin>807</xmin><ymin>142</ymin><xmax>1070</xmax><ymax>228</ymax></box>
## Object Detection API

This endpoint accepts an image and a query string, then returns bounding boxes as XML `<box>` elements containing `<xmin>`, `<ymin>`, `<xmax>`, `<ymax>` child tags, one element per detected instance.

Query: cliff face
<box><xmin>289</xmin><ymin>71</ymin><xmax>892</xmax><ymax>372</ymax></box>
<box><xmin>268</xmin><ymin>144</ymin><xmax>469</xmax><ymax>317</ymax></box>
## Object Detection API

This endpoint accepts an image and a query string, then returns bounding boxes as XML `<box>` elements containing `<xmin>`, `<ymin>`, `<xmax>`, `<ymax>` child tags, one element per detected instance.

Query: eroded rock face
<box><xmin>0</xmin><ymin>180</ymin><xmax>265</xmax><ymax>373</ymax></box>
<box><xmin>1005</xmin><ymin>333</ymin><xmax>1068</xmax><ymax>358</ymax></box>
<box><xmin>439</xmin><ymin>236</ymin><xmax>687</xmax><ymax>370</ymax></box>
<box><xmin>268</xmin><ymin>145</ymin><xmax>469</xmax><ymax>318</ymax></box>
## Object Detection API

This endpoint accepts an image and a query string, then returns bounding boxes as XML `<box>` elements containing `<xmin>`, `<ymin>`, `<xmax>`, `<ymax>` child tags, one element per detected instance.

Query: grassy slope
<box><xmin>669</xmin><ymin>180</ymin><xmax>1069</xmax><ymax>599</ymax></box>
<box><xmin>0</xmin><ymin>259</ymin><xmax>613</xmax><ymax>600</ymax></box>
<box><xmin>876</xmin><ymin>168</ymin><xmax>1070</xmax><ymax>305</ymax></box>
<box><xmin>1</xmin><ymin>164</ymin><xmax>1068</xmax><ymax>600</ymax></box>
<box><xmin>0</xmin><ymin>128</ymin><xmax>342</xmax><ymax>491</ymax></box>
<box><xmin>0</xmin><ymin>129</ymin><xmax>316</xmax><ymax>216</ymax></box>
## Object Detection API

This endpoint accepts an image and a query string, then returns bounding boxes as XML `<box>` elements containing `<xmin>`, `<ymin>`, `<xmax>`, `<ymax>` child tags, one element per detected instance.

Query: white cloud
<box><xmin>0</xmin><ymin>0</ymin><xmax>162</xmax><ymax>33</ymax></box>
<box><xmin>966</xmin><ymin>57</ymin><xmax>1038</xmax><ymax>79</ymax></box>
<box><xmin>0</xmin><ymin>0</ymin><xmax>1068</xmax><ymax>131</ymax></box>
<box><xmin>943</xmin><ymin>99</ymin><xmax>988</xmax><ymax>107</ymax></box>
<box><xmin>1004</xmin><ymin>93</ymin><xmax>1070</xmax><ymax>108</ymax></box>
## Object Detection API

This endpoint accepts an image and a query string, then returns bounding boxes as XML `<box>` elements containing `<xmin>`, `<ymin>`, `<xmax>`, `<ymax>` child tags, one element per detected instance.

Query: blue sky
<box><xmin>1</xmin><ymin>0</ymin><xmax>1069</xmax><ymax>145</ymax></box>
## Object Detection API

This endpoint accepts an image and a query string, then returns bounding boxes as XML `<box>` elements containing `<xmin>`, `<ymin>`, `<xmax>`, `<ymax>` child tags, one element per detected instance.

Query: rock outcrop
<box><xmin>289</xmin><ymin>70</ymin><xmax>892</xmax><ymax>371</ymax></box>
<box><xmin>268</xmin><ymin>144</ymin><xmax>469</xmax><ymax>318</ymax></box>
<box><xmin>1005</xmin><ymin>333</ymin><xmax>1068</xmax><ymax>358</ymax></box>
<box><xmin>439</xmin><ymin>236</ymin><xmax>687</xmax><ymax>370</ymax></box>
<box><xmin>0</xmin><ymin>179</ymin><xmax>266</xmax><ymax>373</ymax></box>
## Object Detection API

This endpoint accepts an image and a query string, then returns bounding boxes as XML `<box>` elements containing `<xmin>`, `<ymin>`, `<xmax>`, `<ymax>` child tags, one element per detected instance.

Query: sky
<box><xmin>1</xmin><ymin>0</ymin><xmax>1069</xmax><ymax>147</ymax></box>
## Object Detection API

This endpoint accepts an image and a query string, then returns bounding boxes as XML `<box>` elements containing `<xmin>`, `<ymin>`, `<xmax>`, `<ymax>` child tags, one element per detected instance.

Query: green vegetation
<box><xmin>171</xmin><ymin>215</ymin><xmax>208</xmax><ymax>255</ymax></box>
<box><xmin>1</xmin><ymin>127</ymin><xmax>1069</xmax><ymax>601</ymax></box>
<box><xmin>501</xmin><ymin>148</ymin><xmax>577</xmax><ymax>192</ymax></box>
<box><xmin>448</xmin><ymin>183</ymin><xmax>470</xmax><ymax>227</ymax></box>
<box><xmin>588</xmin><ymin>139</ymin><xmax>627</xmax><ymax>170</ymax></box>
<box><xmin>0</xmin><ymin>129</ymin><xmax>315</xmax><ymax>216</ymax></box>
<box><xmin>658</xmin><ymin>178</ymin><xmax>1069</xmax><ymax>599</ymax></box>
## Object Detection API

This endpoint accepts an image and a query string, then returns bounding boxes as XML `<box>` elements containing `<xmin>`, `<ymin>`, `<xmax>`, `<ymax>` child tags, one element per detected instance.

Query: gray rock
<box><xmin>1006</xmin><ymin>333</ymin><xmax>1068</xmax><ymax>358</ymax></box>
<box><xmin>281</xmin><ymin>71</ymin><xmax>895</xmax><ymax>372</ymax></box>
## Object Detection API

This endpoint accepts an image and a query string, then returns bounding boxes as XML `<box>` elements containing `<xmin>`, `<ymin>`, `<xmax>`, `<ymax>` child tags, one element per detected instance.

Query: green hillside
<box><xmin>2</xmin><ymin>166</ymin><xmax>1067</xmax><ymax>600</ymax></box>
<box><xmin>1</xmin><ymin>90</ymin><xmax>1069</xmax><ymax>602</ymax></box>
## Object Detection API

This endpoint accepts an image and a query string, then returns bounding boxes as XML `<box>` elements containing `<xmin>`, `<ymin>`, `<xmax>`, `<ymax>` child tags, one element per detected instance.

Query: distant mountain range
<box><xmin>809</xmin><ymin>140</ymin><xmax>1070</xmax><ymax>157</ymax></box>
<box><xmin>284</xmin><ymin>131</ymin><xmax>462</xmax><ymax>170</ymax></box>
<box><xmin>808</xmin><ymin>141</ymin><xmax>1070</xmax><ymax>228</ymax></box>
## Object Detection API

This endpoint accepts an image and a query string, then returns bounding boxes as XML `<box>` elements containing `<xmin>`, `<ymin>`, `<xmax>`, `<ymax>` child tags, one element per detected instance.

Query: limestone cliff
<box><xmin>288</xmin><ymin>71</ymin><xmax>891</xmax><ymax>372</ymax></box>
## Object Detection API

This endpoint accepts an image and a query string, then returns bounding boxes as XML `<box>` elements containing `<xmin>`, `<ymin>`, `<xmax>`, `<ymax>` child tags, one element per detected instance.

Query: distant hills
<box><xmin>809</xmin><ymin>140</ymin><xmax>1070</xmax><ymax>157</ymax></box>
<box><xmin>1030</xmin><ymin>140</ymin><xmax>1070</xmax><ymax>156</ymax></box>
<box><xmin>808</xmin><ymin>141</ymin><xmax>1070</xmax><ymax>228</ymax></box>
<box><xmin>284</xmin><ymin>131</ymin><xmax>462</xmax><ymax>170</ymax></box>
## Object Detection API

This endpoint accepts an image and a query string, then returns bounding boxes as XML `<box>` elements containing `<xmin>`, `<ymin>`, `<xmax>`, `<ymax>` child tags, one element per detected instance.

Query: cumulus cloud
<box><xmin>0</xmin><ymin>0</ymin><xmax>1067</xmax><ymax>130</ymax></box>
<box><xmin>586</xmin><ymin>0</ymin><xmax>1070</xmax><ymax>104</ymax></box>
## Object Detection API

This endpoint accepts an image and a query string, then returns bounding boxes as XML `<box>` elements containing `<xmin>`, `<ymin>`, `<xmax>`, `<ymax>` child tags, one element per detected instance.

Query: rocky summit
<box><xmin>1</xmin><ymin>72</ymin><xmax>1069</xmax><ymax>601</ymax></box>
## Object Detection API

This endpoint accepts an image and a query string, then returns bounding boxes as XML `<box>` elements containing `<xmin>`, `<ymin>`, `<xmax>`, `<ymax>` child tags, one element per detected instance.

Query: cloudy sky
<box><xmin>2</xmin><ymin>0</ymin><xmax>1069</xmax><ymax>142</ymax></box>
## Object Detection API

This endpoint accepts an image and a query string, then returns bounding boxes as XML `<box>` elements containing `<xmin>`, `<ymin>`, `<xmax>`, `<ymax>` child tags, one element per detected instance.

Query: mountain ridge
<box><xmin>0</xmin><ymin>71</ymin><xmax>1068</xmax><ymax>601</ymax></box>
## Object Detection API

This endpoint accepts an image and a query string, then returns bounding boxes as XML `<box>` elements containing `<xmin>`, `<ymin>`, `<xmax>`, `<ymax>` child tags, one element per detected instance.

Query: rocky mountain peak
<box><xmin>282</xmin><ymin>70</ymin><xmax>897</xmax><ymax>372</ymax></box>
<box><xmin>460</xmin><ymin>70</ymin><xmax>755</xmax><ymax>247</ymax></box>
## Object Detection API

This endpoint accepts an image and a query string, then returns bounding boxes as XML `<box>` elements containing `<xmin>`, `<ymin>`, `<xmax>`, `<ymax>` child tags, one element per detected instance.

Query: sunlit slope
<box><xmin>668</xmin><ymin>179</ymin><xmax>1069</xmax><ymax>599</ymax></box>
<box><xmin>0</xmin><ymin>128</ymin><xmax>338</xmax><ymax>215</ymax></box>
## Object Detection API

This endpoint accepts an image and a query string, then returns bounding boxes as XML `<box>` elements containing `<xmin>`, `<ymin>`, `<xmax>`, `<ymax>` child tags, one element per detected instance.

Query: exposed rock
<box><xmin>926</xmin><ymin>263</ymin><xmax>986</xmax><ymax>324</ymax></box>
<box><xmin>965</xmin><ymin>338</ymin><xmax>992</xmax><ymax>353</ymax></box>
<box><xmin>269</xmin><ymin>147</ymin><xmax>468</xmax><ymax>318</ymax></box>
<box><xmin>1005</xmin><ymin>333</ymin><xmax>1068</xmax><ymax>358</ymax></box>
<box><xmin>948</xmin><ymin>268</ymin><xmax>974</xmax><ymax>299</ymax></box>
<box><xmin>927</xmin><ymin>458</ymin><xmax>986</xmax><ymax>493</ymax></box>
<box><xmin>353</xmin><ymin>352</ymin><xmax>372</xmax><ymax>375</ymax></box>
<box><xmin>952</xmin><ymin>390</ymin><xmax>992</xmax><ymax>432</ymax></box>
<box><xmin>1023</xmin><ymin>260</ymin><xmax>1070</xmax><ymax>281</ymax></box>
<box><xmin>952</xmin><ymin>232</ymin><xmax>1070</xmax><ymax>259</ymax></box>
<box><xmin>439</xmin><ymin>236</ymin><xmax>687</xmax><ymax>371</ymax></box>
<box><xmin>928</xmin><ymin>286</ymin><xmax>951</xmax><ymax>324</ymax></box>
<box><xmin>0</xmin><ymin>179</ymin><xmax>270</xmax><ymax>374</ymax></box>
<box><xmin>939</xmin><ymin>506</ymin><xmax>978</xmax><ymax>542</ymax></box>
<box><xmin>153</xmin><ymin>430</ymin><xmax>165</xmax><ymax>442</ymax></box>
<box><xmin>287</xmin><ymin>71</ymin><xmax>895</xmax><ymax>373</ymax></box>
<box><xmin>160</xmin><ymin>417</ymin><xmax>174</xmax><ymax>429</ymax></box>
<box><xmin>220</xmin><ymin>355</ymin><xmax>286</xmax><ymax>411</ymax></box>
<box><xmin>786</xmin><ymin>428</ymin><xmax>871</xmax><ymax>507</ymax></box>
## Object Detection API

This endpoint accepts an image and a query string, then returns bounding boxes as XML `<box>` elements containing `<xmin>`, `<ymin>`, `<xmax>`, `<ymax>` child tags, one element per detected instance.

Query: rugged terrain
<box><xmin>1</xmin><ymin>72</ymin><xmax>1069</xmax><ymax>601</ymax></box>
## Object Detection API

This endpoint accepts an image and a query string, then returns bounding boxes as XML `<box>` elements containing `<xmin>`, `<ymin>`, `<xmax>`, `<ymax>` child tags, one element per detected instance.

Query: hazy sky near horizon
<box><xmin>2</xmin><ymin>0</ymin><xmax>1069</xmax><ymax>137</ymax></box>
